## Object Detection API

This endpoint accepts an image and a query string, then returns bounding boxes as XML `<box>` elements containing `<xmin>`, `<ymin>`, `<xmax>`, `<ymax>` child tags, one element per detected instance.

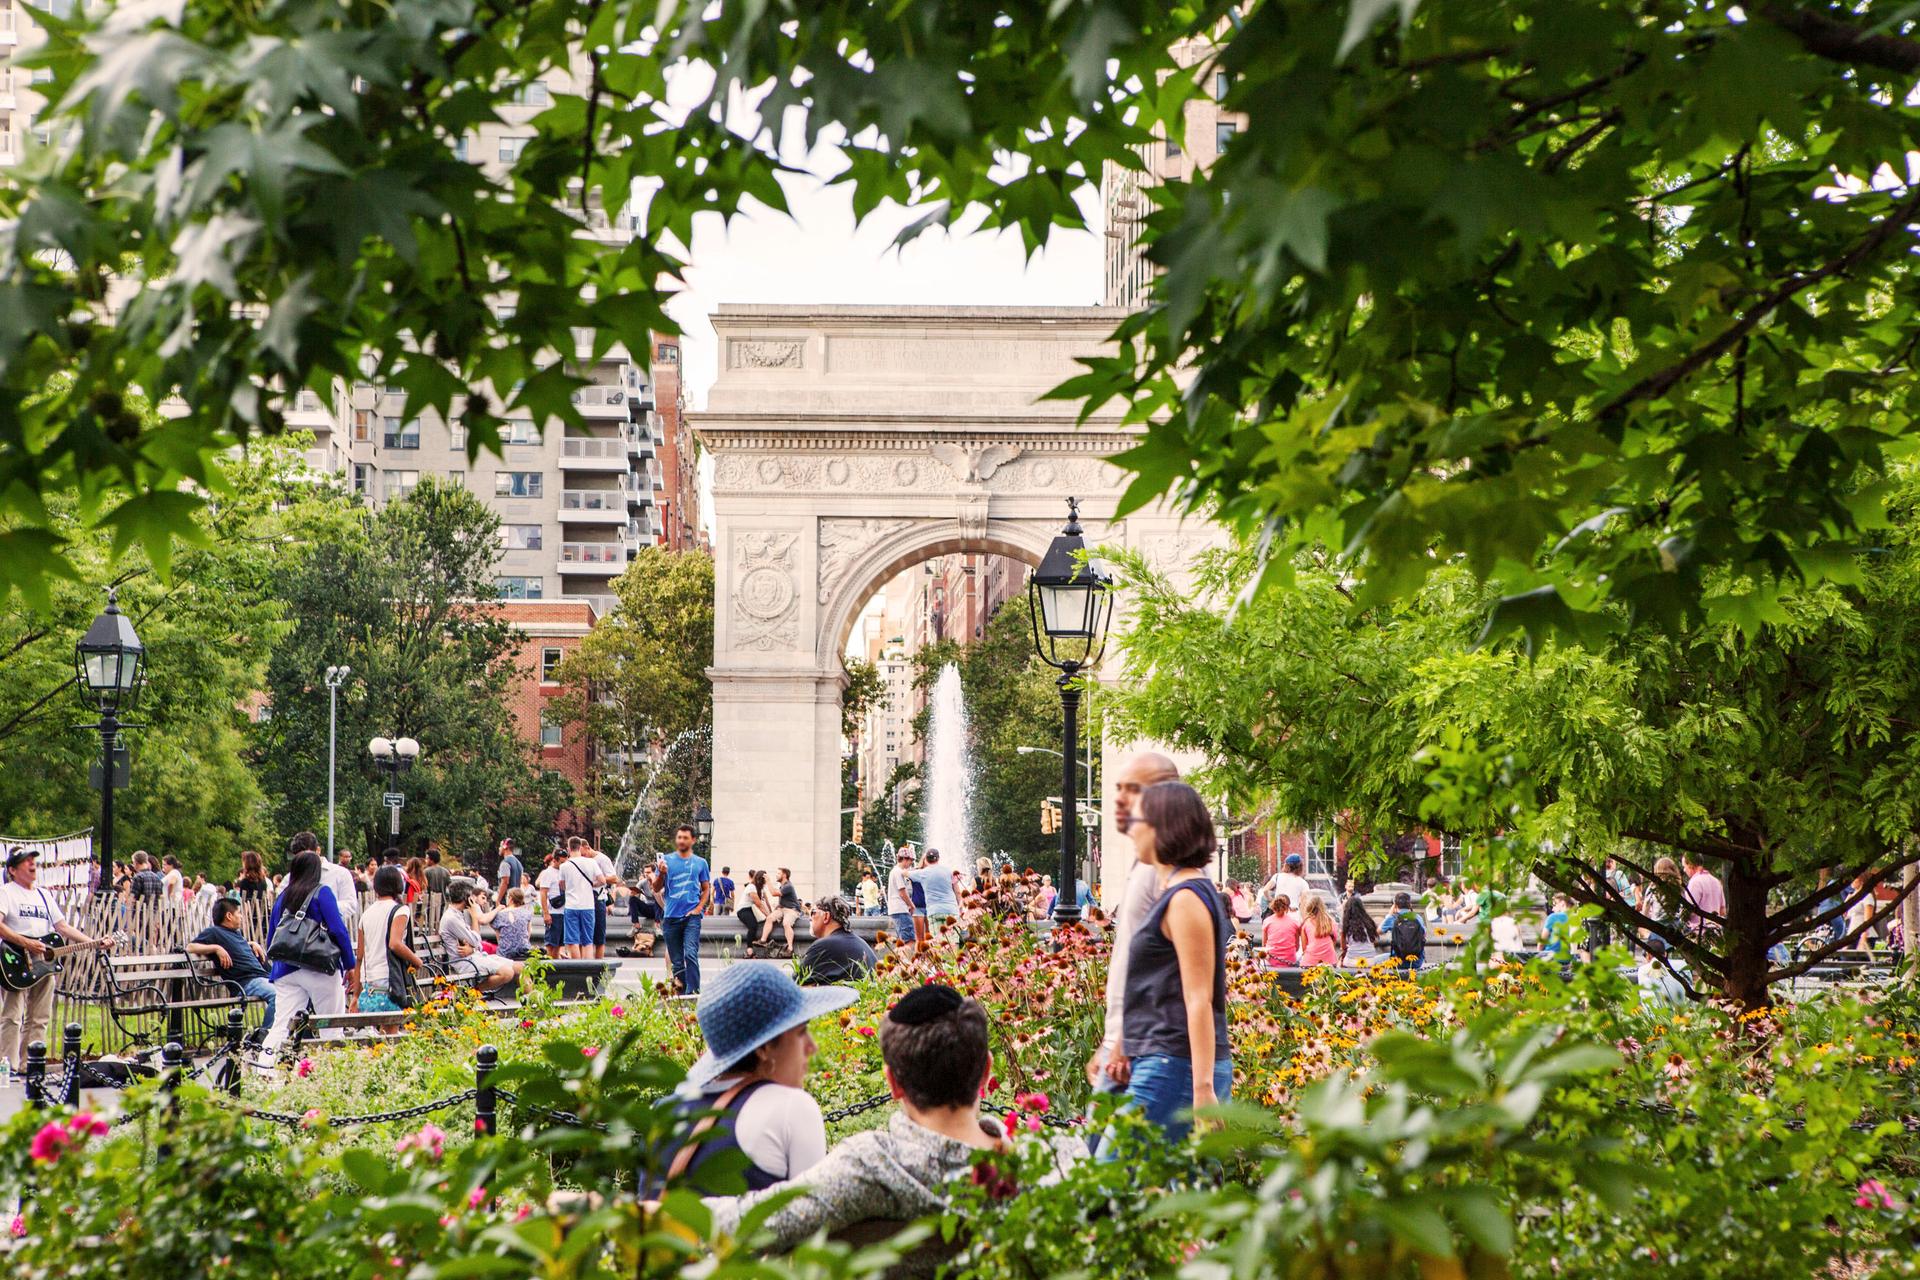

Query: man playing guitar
<box><xmin>0</xmin><ymin>847</ymin><xmax>108</xmax><ymax>1067</ymax></box>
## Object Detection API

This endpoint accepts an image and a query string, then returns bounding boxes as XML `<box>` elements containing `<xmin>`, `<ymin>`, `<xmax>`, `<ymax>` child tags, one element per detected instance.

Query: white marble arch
<box><xmin>695</xmin><ymin>305</ymin><xmax>1219</xmax><ymax>899</ymax></box>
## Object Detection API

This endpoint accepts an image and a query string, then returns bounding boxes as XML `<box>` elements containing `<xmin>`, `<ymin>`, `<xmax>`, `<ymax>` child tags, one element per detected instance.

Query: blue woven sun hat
<box><xmin>684</xmin><ymin>963</ymin><xmax>858</xmax><ymax>1089</ymax></box>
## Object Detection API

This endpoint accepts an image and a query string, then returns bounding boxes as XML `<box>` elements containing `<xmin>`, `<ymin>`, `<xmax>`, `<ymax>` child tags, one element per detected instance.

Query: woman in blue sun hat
<box><xmin>648</xmin><ymin>963</ymin><xmax>858</xmax><ymax>1195</ymax></box>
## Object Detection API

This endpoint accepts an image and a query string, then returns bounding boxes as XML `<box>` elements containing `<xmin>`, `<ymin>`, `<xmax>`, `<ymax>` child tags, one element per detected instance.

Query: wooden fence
<box><xmin>41</xmin><ymin>888</ymin><xmax>451</xmax><ymax>1056</ymax></box>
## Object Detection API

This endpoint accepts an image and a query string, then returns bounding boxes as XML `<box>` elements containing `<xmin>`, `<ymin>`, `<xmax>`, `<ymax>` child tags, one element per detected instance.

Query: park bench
<box><xmin>294</xmin><ymin>957</ymin><xmax>618</xmax><ymax>1046</ymax></box>
<box><xmin>106</xmin><ymin>951</ymin><xmax>254</xmax><ymax>1050</ymax></box>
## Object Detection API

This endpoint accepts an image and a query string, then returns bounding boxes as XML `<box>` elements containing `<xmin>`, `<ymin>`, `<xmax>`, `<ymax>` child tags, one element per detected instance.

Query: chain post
<box><xmin>158</xmin><ymin>1041</ymin><xmax>184</xmax><ymax>1161</ymax></box>
<box><xmin>23</xmin><ymin>1040</ymin><xmax>46</xmax><ymax>1109</ymax></box>
<box><xmin>475</xmin><ymin>1044</ymin><xmax>498</xmax><ymax>1138</ymax></box>
<box><xmin>61</xmin><ymin>1022</ymin><xmax>83</xmax><ymax>1105</ymax></box>
<box><xmin>224</xmin><ymin>1007</ymin><xmax>246</xmax><ymax>1096</ymax></box>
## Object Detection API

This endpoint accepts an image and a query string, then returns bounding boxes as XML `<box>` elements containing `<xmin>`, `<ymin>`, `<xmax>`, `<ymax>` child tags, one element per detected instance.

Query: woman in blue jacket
<box><xmin>260</xmin><ymin>847</ymin><xmax>358</xmax><ymax>1055</ymax></box>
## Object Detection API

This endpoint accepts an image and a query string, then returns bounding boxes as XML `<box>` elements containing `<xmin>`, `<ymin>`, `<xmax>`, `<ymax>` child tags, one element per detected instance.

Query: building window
<box><xmin>499</xmin><ymin>136</ymin><xmax>527</xmax><ymax>163</ymax></box>
<box><xmin>497</xmin><ymin>576</ymin><xmax>544</xmax><ymax>600</ymax></box>
<box><xmin>1439</xmin><ymin>833</ymin><xmax>1463</xmax><ymax>881</ymax></box>
<box><xmin>656</xmin><ymin>341</ymin><xmax>679</xmax><ymax>363</ymax></box>
<box><xmin>495</xmin><ymin>471</ymin><xmax>542</xmax><ymax>498</ymax></box>
<box><xmin>351</xmin><ymin>463</ymin><xmax>372</xmax><ymax>496</ymax></box>
<box><xmin>1216</xmin><ymin>121</ymin><xmax>1237</xmax><ymax>153</ymax></box>
<box><xmin>512</xmin><ymin>81</ymin><xmax>550</xmax><ymax>107</ymax></box>
<box><xmin>539</xmin><ymin>715</ymin><xmax>563</xmax><ymax>748</ymax></box>
<box><xmin>382</xmin><ymin>417</ymin><xmax>420</xmax><ymax>449</ymax></box>
<box><xmin>540</xmin><ymin>647</ymin><xmax>564</xmax><ymax>682</ymax></box>
<box><xmin>447</xmin><ymin>471</ymin><xmax>464</xmax><ymax>489</ymax></box>
<box><xmin>452</xmin><ymin>135</ymin><xmax>469</xmax><ymax>162</ymax></box>
<box><xmin>1165</xmin><ymin>133</ymin><xmax>1181</xmax><ymax>160</ymax></box>
<box><xmin>352</xmin><ymin>410</ymin><xmax>373</xmax><ymax>442</ymax></box>
<box><xmin>501</xmin><ymin>523</ymin><xmax>544</xmax><ymax>551</ymax></box>
<box><xmin>449</xmin><ymin>421</ymin><xmax>467</xmax><ymax>451</ymax></box>
<box><xmin>503</xmin><ymin>420</ymin><xmax>539</xmax><ymax>445</ymax></box>
<box><xmin>1304</xmin><ymin>822</ymin><xmax>1336</xmax><ymax>876</ymax></box>
<box><xmin>381</xmin><ymin>470</ymin><xmax>420</xmax><ymax>502</ymax></box>
<box><xmin>1214</xmin><ymin>70</ymin><xmax>1230</xmax><ymax>100</ymax></box>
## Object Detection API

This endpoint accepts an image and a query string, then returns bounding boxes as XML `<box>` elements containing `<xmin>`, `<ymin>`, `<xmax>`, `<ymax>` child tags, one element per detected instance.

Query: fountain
<box><xmin>610</xmin><ymin>724</ymin><xmax>712</xmax><ymax>883</ymax></box>
<box><xmin>920</xmin><ymin>663</ymin><xmax>974</xmax><ymax>870</ymax></box>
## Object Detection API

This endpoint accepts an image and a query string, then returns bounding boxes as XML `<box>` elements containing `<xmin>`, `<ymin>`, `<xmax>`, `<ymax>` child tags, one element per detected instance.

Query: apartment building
<box><xmin>1102</xmin><ymin>37</ymin><xmax>1247</xmax><ymax>310</ymax></box>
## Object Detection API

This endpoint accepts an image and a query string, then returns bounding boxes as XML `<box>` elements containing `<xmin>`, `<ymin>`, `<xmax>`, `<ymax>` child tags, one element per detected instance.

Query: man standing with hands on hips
<box><xmin>1086</xmin><ymin>753</ymin><xmax>1180</xmax><ymax>1101</ymax></box>
<box><xmin>652</xmin><ymin>824</ymin><xmax>711</xmax><ymax>994</ymax></box>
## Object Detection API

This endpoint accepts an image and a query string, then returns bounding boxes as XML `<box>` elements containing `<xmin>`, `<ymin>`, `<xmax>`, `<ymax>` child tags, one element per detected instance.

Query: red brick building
<box><xmin>649</xmin><ymin>335</ymin><xmax>704</xmax><ymax>552</ymax></box>
<box><xmin>492</xmin><ymin>599</ymin><xmax>598</xmax><ymax>814</ymax></box>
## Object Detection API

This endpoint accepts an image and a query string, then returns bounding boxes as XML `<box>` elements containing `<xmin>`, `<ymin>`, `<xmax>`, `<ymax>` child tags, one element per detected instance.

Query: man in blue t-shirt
<box><xmin>914</xmin><ymin>849</ymin><xmax>962</xmax><ymax>935</ymax></box>
<box><xmin>712</xmin><ymin>867</ymin><xmax>735</xmax><ymax>915</ymax></box>
<box><xmin>186</xmin><ymin>896</ymin><xmax>278</xmax><ymax>1029</ymax></box>
<box><xmin>651</xmin><ymin>824</ymin><xmax>711</xmax><ymax>994</ymax></box>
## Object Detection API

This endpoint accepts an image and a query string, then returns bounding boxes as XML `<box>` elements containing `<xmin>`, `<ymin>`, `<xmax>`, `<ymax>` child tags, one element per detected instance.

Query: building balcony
<box><xmin>0</xmin><ymin>10</ymin><xmax>16</xmax><ymax>42</ymax></box>
<box><xmin>557</xmin><ymin>489</ymin><xmax>628</xmax><ymax>524</ymax></box>
<box><xmin>558</xmin><ymin>435</ymin><xmax>628</xmax><ymax>471</ymax></box>
<box><xmin>569</xmin><ymin>384</ymin><xmax>630</xmax><ymax>418</ymax></box>
<box><xmin>556</xmin><ymin>542</ymin><xmax>627</xmax><ymax>575</ymax></box>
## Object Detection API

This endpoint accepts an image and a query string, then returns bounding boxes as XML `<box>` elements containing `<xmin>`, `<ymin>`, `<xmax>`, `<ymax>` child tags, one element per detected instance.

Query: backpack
<box><xmin>1389</xmin><ymin>912</ymin><xmax>1425</xmax><ymax>959</ymax></box>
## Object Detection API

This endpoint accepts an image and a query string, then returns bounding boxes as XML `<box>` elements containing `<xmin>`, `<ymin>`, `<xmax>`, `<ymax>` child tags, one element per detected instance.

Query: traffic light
<box><xmin>1040</xmin><ymin>800</ymin><xmax>1056</xmax><ymax>834</ymax></box>
<box><xmin>852</xmin><ymin>809</ymin><xmax>864</xmax><ymax>845</ymax></box>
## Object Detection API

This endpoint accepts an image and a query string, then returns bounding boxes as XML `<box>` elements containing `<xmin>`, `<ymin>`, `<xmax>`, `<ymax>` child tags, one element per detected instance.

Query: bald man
<box><xmin>1087</xmin><ymin>751</ymin><xmax>1180</xmax><ymax>1091</ymax></box>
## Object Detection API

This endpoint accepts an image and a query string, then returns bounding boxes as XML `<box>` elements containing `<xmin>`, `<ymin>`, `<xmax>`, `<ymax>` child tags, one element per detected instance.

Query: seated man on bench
<box><xmin>702</xmin><ymin>984</ymin><xmax>1081</xmax><ymax>1260</ymax></box>
<box><xmin>440</xmin><ymin>881</ymin><xmax>522</xmax><ymax>995</ymax></box>
<box><xmin>187</xmin><ymin>894</ymin><xmax>277</xmax><ymax>1030</ymax></box>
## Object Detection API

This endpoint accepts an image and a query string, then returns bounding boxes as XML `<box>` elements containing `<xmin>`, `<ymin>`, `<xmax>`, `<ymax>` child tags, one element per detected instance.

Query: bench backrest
<box><xmin>110</xmin><ymin>952</ymin><xmax>195</xmax><ymax>984</ymax></box>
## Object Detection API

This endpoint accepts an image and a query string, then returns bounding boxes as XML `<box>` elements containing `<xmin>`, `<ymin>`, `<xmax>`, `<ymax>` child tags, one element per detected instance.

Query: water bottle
<box><xmin>0</xmin><ymin>1057</ymin><xmax>11</xmax><ymax>1090</ymax></box>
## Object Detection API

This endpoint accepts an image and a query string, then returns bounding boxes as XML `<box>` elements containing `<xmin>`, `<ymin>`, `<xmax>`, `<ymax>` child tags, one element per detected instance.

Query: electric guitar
<box><xmin>0</xmin><ymin>933</ymin><xmax>120</xmax><ymax>992</ymax></box>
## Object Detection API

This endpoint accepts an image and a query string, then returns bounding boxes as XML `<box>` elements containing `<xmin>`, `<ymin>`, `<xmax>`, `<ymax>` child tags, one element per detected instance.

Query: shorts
<box><xmin>357</xmin><ymin>991</ymin><xmax>400</xmax><ymax>1013</ymax></box>
<box><xmin>466</xmin><ymin>951</ymin><xmax>511</xmax><ymax>977</ymax></box>
<box><xmin>562</xmin><ymin>909</ymin><xmax>596</xmax><ymax>946</ymax></box>
<box><xmin>773</xmin><ymin>907</ymin><xmax>800</xmax><ymax>927</ymax></box>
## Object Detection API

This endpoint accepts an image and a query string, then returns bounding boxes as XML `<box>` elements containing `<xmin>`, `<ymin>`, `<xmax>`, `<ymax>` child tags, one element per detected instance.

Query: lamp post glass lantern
<box><xmin>75</xmin><ymin>588</ymin><xmax>144</xmax><ymax>893</ymax></box>
<box><xmin>1027</xmin><ymin>498</ymin><xmax>1113</xmax><ymax>927</ymax></box>
<box><xmin>693</xmin><ymin>804</ymin><xmax>715</xmax><ymax>846</ymax></box>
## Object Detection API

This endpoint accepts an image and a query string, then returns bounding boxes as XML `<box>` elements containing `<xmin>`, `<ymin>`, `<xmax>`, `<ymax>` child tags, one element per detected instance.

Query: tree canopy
<box><xmin>1111</xmin><ymin>472</ymin><xmax>1920</xmax><ymax>1006</ymax></box>
<box><xmin>7</xmin><ymin>0</ymin><xmax>1920</xmax><ymax>637</ymax></box>
<box><xmin>252</xmin><ymin>479</ymin><xmax>571</xmax><ymax>861</ymax></box>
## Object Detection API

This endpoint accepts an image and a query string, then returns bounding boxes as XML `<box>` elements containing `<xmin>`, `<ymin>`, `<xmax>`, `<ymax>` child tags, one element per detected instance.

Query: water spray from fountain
<box><xmin>921</xmin><ymin>663</ymin><xmax>974</xmax><ymax>871</ymax></box>
<box><xmin>611</xmin><ymin>724</ymin><xmax>712</xmax><ymax>883</ymax></box>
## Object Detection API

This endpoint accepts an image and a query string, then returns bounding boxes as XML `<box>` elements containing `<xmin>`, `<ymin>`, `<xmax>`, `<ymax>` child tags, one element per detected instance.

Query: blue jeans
<box><xmin>889</xmin><ymin>913</ymin><xmax>915</xmax><ymax>942</ymax></box>
<box><xmin>662</xmin><ymin>915</ymin><xmax>703</xmax><ymax>993</ymax></box>
<box><xmin>1124</xmin><ymin>1053</ymin><xmax>1233</xmax><ymax>1144</ymax></box>
<box><xmin>241</xmin><ymin>976</ymin><xmax>277</xmax><ymax>1031</ymax></box>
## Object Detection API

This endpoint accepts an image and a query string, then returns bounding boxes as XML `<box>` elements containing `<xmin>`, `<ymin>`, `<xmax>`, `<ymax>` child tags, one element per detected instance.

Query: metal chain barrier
<box><xmin>1636</xmin><ymin>1098</ymin><xmax>1920</xmax><ymax>1135</ymax></box>
<box><xmin>227</xmin><ymin>1088</ymin><xmax>484</xmax><ymax>1130</ymax></box>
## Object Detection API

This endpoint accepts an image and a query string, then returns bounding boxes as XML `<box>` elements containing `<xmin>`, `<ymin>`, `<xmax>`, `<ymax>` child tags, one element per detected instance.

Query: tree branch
<box><xmin>1596</xmin><ymin>189</ymin><xmax>1920</xmax><ymax>422</ymax></box>
<box><xmin>1758</xmin><ymin>3</ymin><xmax>1920</xmax><ymax>75</ymax></box>
<box><xmin>1536</xmin><ymin>855</ymin><xmax>1725</xmax><ymax>979</ymax></box>
<box><xmin>1765</xmin><ymin>873</ymin><xmax>1920</xmax><ymax>985</ymax></box>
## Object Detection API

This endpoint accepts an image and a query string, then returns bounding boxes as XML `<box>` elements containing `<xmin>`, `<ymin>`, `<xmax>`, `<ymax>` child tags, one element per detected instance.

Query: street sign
<box><xmin>382</xmin><ymin>793</ymin><xmax>405</xmax><ymax>808</ymax></box>
<box><xmin>89</xmin><ymin>745</ymin><xmax>131</xmax><ymax>790</ymax></box>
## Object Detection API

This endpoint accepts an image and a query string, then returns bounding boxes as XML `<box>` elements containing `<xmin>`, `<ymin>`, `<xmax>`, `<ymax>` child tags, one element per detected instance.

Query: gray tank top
<box><xmin>1123</xmin><ymin>876</ymin><xmax>1231</xmax><ymax>1061</ymax></box>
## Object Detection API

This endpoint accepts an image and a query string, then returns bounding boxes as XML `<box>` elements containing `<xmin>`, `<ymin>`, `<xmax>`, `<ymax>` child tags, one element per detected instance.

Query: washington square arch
<box><xmin>695</xmin><ymin>304</ymin><xmax>1222</xmax><ymax>900</ymax></box>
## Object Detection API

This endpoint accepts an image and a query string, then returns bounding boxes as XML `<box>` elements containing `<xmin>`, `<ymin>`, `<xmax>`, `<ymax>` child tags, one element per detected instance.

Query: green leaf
<box><xmin>100</xmin><ymin>490</ymin><xmax>210</xmax><ymax>579</ymax></box>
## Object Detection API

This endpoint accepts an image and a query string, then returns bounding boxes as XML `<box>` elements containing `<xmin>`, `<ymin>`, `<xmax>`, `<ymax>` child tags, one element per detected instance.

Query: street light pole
<box><xmin>1026</xmin><ymin>499</ymin><xmax>1114</xmax><ymax>930</ymax></box>
<box><xmin>324</xmin><ymin>666</ymin><xmax>351</xmax><ymax>862</ymax></box>
<box><xmin>368</xmin><ymin>735</ymin><xmax>420</xmax><ymax>846</ymax></box>
<box><xmin>75</xmin><ymin>588</ymin><xmax>144</xmax><ymax>895</ymax></box>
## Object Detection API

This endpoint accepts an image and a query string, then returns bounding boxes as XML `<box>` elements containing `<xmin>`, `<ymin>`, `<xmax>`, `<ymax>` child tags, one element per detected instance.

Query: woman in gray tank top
<box><xmin>1114</xmin><ymin>781</ymin><xmax>1233</xmax><ymax>1145</ymax></box>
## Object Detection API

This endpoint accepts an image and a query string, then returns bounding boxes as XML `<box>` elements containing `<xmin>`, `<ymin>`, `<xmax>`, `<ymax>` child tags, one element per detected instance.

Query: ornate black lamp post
<box><xmin>368</xmin><ymin>735</ymin><xmax>421</xmax><ymax>841</ymax></box>
<box><xmin>1027</xmin><ymin>498</ymin><xmax>1113</xmax><ymax>927</ymax></box>
<box><xmin>74</xmin><ymin>588</ymin><xmax>145</xmax><ymax>894</ymax></box>
<box><xmin>693</xmin><ymin>803</ymin><xmax>715</xmax><ymax>851</ymax></box>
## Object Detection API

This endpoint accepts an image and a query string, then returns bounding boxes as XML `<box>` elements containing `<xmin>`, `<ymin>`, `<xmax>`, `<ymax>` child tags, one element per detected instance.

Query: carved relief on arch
<box><xmin>817</xmin><ymin>518</ymin><xmax>918</xmax><ymax>605</ymax></box>
<box><xmin>732</xmin><ymin>531</ymin><xmax>802</xmax><ymax>651</ymax></box>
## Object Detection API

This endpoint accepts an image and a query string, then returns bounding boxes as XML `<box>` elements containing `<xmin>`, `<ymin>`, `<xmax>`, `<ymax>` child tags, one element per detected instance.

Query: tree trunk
<box><xmin>1722</xmin><ymin>856</ymin><xmax>1774</xmax><ymax>1010</ymax></box>
<box><xmin>1905</xmin><ymin>862</ymin><xmax>1919</xmax><ymax>982</ymax></box>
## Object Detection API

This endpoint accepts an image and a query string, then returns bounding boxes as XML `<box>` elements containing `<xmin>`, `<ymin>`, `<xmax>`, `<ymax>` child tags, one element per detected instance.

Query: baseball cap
<box><xmin>4</xmin><ymin>846</ymin><xmax>35</xmax><ymax>868</ymax></box>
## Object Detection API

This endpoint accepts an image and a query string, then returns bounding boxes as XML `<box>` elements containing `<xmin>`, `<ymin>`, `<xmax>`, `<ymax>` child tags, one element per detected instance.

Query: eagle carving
<box><xmin>929</xmin><ymin>443</ymin><xmax>1021</xmax><ymax>484</ymax></box>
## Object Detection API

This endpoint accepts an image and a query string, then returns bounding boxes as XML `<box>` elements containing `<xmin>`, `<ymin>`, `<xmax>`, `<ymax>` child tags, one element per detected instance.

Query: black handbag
<box><xmin>266</xmin><ymin>889</ymin><xmax>341</xmax><ymax>974</ymax></box>
<box><xmin>387</xmin><ymin>905</ymin><xmax>418</xmax><ymax>1008</ymax></box>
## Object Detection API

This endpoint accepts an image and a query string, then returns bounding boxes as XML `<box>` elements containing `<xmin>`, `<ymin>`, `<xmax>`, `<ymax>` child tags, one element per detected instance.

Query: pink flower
<box><xmin>66</xmin><ymin>1111</ymin><xmax>109</xmax><ymax>1138</ymax></box>
<box><xmin>474</xmin><ymin>1118</ymin><xmax>487</xmax><ymax>1133</ymax></box>
<box><xmin>395</xmin><ymin>1122</ymin><xmax>449</xmax><ymax>1161</ymax></box>
<box><xmin>439</xmin><ymin>1214</ymin><xmax>457</xmax><ymax>1229</ymax></box>
<box><xmin>1013</xmin><ymin>1091</ymin><xmax>1051</xmax><ymax>1114</ymax></box>
<box><xmin>9</xmin><ymin>1214</ymin><xmax>25</xmax><ymax>1238</ymax></box>
<box><xmin>467</xmin><ymin>1187</ymin><xmax>488</xmax><ymax>1210</ymax></box>
<box><xmin>520</xmin><ymin>1019</ymin><xmax>534</xmax><ymax>1030</ymax></box>
<box><xmin>1662</xmin><ymin>1054</ymin><xmax>1692</xmax><ymax>1083</ymax></box>
<box><xmin>581</xmin><ymin>1046</ymin><xmax>600</xmax><ymax>1059</ymax></box>
<box><xmin>295</xmin><ymin>1058</ymin><xmax>314</xmax><ymax>1079</ymax></box>
<box><xmin>857</xmin><ymin>1026</ymin><xmax>876</xmax><ymax>1038</ymax></box>
<box><xmin>609</xmin><ymin>1004</ymin><xmax>626</xmax><ymax>1018</ymax></box>
<box><xmin>514</xmin><ymin>1205</ymin><xmax>533</xmax><ymax>1222</ymax></box>
<box><xmin>1024</xmin><ymin>1115</ymin><xmax>1042</xmax><ymax>1134</ymax></box>
<box><xmin>301</xmin><ymin>1109</ymin><xmax>324</xmax><ymax>1128</ymax></box>
<box><xmin>1856</xmin><ymin>1179</ymin><xmax>1896</xmax><ymax>1210</ymax></box>
<box><xmin>29</xmin><ymin>1123</ymin><xmax>71</xmax><ymax>1163</ymax></box>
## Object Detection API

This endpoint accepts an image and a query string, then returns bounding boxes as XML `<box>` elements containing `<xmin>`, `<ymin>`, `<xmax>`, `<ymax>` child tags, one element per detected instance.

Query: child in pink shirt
<box><xmin>1263</xmin><ymin>896</ymin><xmax>1301</xmax><ymax>967</ymax></box>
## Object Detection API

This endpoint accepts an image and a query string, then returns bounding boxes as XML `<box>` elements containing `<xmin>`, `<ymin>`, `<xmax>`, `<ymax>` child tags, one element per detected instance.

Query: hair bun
<box><xmin>887</xmin><ymin>983</ymin><xmax>964</xmax><ymax>1026</ymax></box>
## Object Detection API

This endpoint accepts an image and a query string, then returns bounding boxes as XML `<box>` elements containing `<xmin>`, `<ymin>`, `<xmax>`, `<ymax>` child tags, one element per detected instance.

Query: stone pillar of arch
<box><xmin>695</xmin><ymin>305</ymin><xmax>1222</xmax><ymax>900</ymax></box>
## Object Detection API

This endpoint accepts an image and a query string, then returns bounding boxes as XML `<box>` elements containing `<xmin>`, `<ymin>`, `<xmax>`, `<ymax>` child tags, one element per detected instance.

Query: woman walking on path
<box><xmin>260</xmin><ymin>847</ymin><xmax>357</xmax><ymax>1055</ymax></box>
<box><xmin>1117</xmin><ymin>780</ymin><xmax>1233</xmax><ymax>1143</ymax></box>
